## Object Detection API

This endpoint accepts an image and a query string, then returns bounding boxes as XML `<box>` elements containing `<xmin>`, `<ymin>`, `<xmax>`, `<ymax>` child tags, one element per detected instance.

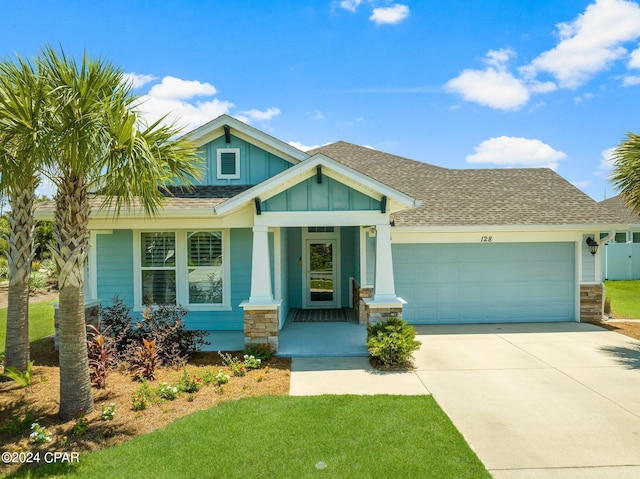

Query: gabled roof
<box><xmin>214</xmin><ymin>153</ymin><xmax>420</xmax><ymax>216</ymax></box>
<box><xmin>311</xmin><ymin>141</ymin><xmax>623</xmax><ymax>228</ymax></box>
<box><xmin>183</xmin><ymin>114</ymin><xmax>308</xmax><ymax>165</ymax></box>
<box><xmin>600</xmin><ymin>194</ymin><xmax>640</xmax><ymax>224</ymax></box>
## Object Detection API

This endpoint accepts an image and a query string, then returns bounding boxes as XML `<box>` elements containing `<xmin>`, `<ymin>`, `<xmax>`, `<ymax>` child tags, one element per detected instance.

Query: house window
<box><xmin>615</xmin><ymin>232</ymin><xmax>628</xmax><ymax>243</ymax></box>
<box><xmin>135</xmin><ymin>230</ymin><xmax>230</xmax><ymax>310</ymax></box>
<box><xmin>187</xmin><ymin>231</ymin><xmax>223</xmax><ymax>304</ymax></box>
<box><xmin>633</xmin><ymin>232</ymin><xmax>640</xmax><ymax>243</ymax></box>
<box><xmin>308</xmin><ymin>227</ymin><xmax>335</xmax><ymax>233</ymax></box>
<box><xmin>217</xmin><ymin>148</ymin><xmax>240</xmax><ymax>179</ymax></box>
<box><xmin>140</xmin><ymin>232</ymin><xmax>177</xmax><ymax>305</ymax></box>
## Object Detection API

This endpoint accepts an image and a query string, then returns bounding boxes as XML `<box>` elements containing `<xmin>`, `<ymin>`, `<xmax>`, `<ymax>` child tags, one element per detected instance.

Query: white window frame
<box><xmin>216</xmin><ymin>148</ymin><xmax>241</xmax><ymax>180</ymax></box>
<box><xmin>133</xmin><ymin>229</ymin><xmax>231</xmax><ymax>312</ymax></box>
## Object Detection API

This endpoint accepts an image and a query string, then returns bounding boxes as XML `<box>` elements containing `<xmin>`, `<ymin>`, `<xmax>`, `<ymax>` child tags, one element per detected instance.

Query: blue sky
<box><xmin>3</xmin><ymin>0</ymin><xmax>640</xmax><ymax>201</ymax></box>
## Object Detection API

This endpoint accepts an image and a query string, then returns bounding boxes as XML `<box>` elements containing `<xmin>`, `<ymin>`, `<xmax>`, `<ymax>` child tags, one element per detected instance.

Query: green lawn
<box><xmin>7</xmin><ymin>395</ymin><xmax>490</xmax><ymax>479</ymax></box>
<box><xmin>604</xmin><ymin>280</ymin><xmax>640</xmax><ymax>319</ymax></box>
<box><xmin>0</xmin><ymin>299</ymin><xmax>56</xmax><ymax>355</ymax></box>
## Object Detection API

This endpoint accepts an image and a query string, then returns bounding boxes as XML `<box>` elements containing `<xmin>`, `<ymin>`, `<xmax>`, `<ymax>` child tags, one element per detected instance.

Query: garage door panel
<box><xmin>393</xmin><ymin>243</ymin><xmax>575</xmax><ymax>324</ymax></box>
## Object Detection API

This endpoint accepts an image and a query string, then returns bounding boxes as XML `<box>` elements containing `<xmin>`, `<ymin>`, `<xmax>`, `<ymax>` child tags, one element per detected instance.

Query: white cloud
<box><xmin>622</xmin><ymin>74</ymin><xmax>640</xmax><ymax>85</ymax></box>
<box><xmin>123</xmin><ymin>72</ymin><xmax>158</xmax><ymax>89</ymax></box>
<box><xmin>466</xmin><ymin>136</ymin><xmax>567</xmax><ymax>170</ymax></box>
<box><xmin>571</xmin><ymin>180</ymin><xmax>593</xmax><ymax>189</ymax></box>
<box><xmin>308</xmin><ymin>110</ymin><xmax>325</xmax><ymax>120</ymax></box>
<box><xmin>148</xmin><ymin>76</ymin><xmax>217</xmax><ymax>99</ymax></box>
<box><xmin>369</xmin><ymin>4</ymin><xmax>410</xmax><ymax>25</ymax></box>
<box><xmin>520</xmin><ymin>0</ymin><xmax>640</xmax><ymax>88</ymax></box>
<box><xmin>445</xmin><ymin>68</ymin><xmax>530</xmax><ymax>110</ymax></box>
<box><xmin>599</xmin><ymin>146</ymin><xmax>616</xmax><ymax>170</ymax></box>
<box><xmin>339</xmin><ymin>0</ymin><xmax>362</xmax><ymax>12</ymax></box>
<box><xmin>573</xmin><ymin>92</ymin><xmax>595</xmax><ymax>104</ymax></box>
<box><xmin>235</xmin><ymin>107</ymin><xmax>281</xmax><ymax>124</ymax></box>
<box><xmin>630</xmin><ymin>44</ymin><xmax>640</xmax><ymax>68</ymax></box>
<box><xmin>288</xmin><ymin>141</ymin><xmax>321</xmax><ymax>152</ymax></box>
<box><xmin>484</xmin><ymin>48</ymin><xmax>516</xmax><ymax>68</ymax></box>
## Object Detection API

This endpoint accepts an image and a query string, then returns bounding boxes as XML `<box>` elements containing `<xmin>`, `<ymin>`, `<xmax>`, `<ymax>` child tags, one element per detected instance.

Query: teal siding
<box><xmin>263</xmin><ymin>176</ymin><xmax>381</xmax><ymax>212</ymax></box>
<box><xmin>191</xmin><ymin>135</ymin><xmax>291</xmax><ymax>186</ymax></box>
<box><xmin>96</xmin><ymin>230</ymin><xmax>134</xmax><ymax>307</ymax></box>
<box><xmin>394</xmin><ymin>243</ymin><xmax>575</xmax><ymax>324</ymax></box>
<box><xmin>602</xmin><ymin>243</ymin><xmax>640</xmax><ymax>280</ymax></box>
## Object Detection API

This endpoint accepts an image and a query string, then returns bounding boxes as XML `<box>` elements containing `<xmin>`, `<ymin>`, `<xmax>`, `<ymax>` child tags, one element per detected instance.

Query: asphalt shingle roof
<box><xmin>310</xmin><ymin>141</ymin><xmax>623</xmax><ymax>227</ymax></box>
<box><xmin>600</xmin><ymin>194</ymin><xmax>640</xmax><ymax>224</ymax></box>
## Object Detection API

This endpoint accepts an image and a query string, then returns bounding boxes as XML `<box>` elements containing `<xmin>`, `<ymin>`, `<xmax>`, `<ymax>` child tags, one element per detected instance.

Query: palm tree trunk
<box><xmin>4</xmin><ymin>178</ymin><xmax>38</xmax><ymax>372</ymax></box>
<box><xmin>51</xmin><ymin>175</ymin><xmax>93</xmax><ymax>420</ymax></box>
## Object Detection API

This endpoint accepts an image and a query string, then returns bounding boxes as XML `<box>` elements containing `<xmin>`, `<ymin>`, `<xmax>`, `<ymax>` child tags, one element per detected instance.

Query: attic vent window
<box><xmin>217</xmin><ymin>148</ymin><xmax>240</xmax><ymax>179</ymax></box>
<box><xmin>308</xmin><ymin>227</ymin><xmax>334</xmax><ymax>233</ymax></box>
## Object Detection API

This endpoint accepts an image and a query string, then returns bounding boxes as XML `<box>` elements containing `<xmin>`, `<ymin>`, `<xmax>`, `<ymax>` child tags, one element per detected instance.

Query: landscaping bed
<box><xmin>0</xmin><ymin>338</ymin><xmax>290</xmax><ymax>475</ymax></box>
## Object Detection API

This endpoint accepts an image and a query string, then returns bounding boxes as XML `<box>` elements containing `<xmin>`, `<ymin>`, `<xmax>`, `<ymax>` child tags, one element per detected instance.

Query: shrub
<box><xmin>40</xmin><ymin>258</ymin><xmax>57</xmax><ymax>278</ymax></box>
<box><xmin>28</xmin><ymin>271</ymin><xmax>47</xmax><ymax>291</ymax></box>
<box><xmin>31</xmin><ymin>260</ymin><xmax>41</xmax><ymax>272</ymax></box>
<box><xmin>0</xmin><ymin>261</ymin><xmax>7</xmax><ymax>281</ymax></box>
<box><xmin>366</xmin><ymin>317</ymin><xmax>421</xmax><ymax>369</ymax></box>
<box><xmin>604</xmin><ymin>296</ymin><xmax>612</xmax><ymax>315</ymax></box>
<box><xmin>99</xmin><ymin>298</ymin><xmax>209</xmax><ymax>367</ymax></box>
<box><xmin>0</xmin><ymin>408</ymin><xmax>40</xmax><ymax>435</ymax></box>
<box><xmin>130</xmin><ymin>338</ymin><xmax>161</xmax><ymax>381</ymax></box>
<box><xmin>72</xmin><ymin>411</ymin><xmax>89</xmax><ymax>436</ymax></box>
<box><xmin>87</xmin><ymin>322</ymin><xmax>113</xmax><ymax>389</ymax></box>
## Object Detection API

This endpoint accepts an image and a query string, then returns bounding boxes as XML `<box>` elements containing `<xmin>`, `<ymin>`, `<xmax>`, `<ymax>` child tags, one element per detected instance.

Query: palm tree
<box><xmin>39</xmin><ymin>47</ymin><xmax>201</xmax><ymax>420</ymax></box>
<box><xmin>611</xmin><ymin>132</ymin><xmax>640</xmax><ymax>213</ymax></box>
<box><xmin>0</xmin><ymin>55</ymin><xmax>50</xmax><ymax>373</ymax></box>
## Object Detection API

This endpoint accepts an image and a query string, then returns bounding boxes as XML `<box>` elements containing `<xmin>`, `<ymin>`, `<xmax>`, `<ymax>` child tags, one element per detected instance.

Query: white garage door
<box><xmin>393</xmin><ymin>242</ymin><xmax>575</xmax><ymax>324</ymax></box>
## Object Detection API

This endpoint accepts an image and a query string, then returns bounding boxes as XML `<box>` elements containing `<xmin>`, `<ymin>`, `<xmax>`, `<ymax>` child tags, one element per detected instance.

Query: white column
<box><xmin>373</xmin><ymin>223</ymin><xmax>398</xmax><ymax>302</ymax></box>
<box><xmin>249</xmin><ymin>225</ymin><xmax>273</xmax><ymax>304</ymax></box>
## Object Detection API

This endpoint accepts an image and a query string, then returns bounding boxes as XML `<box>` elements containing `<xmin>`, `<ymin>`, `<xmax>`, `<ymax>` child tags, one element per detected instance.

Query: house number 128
<box><xmin>480</xmin><ymin>236</ymin><xmax>492</xmax><ymax>242</ymax></box>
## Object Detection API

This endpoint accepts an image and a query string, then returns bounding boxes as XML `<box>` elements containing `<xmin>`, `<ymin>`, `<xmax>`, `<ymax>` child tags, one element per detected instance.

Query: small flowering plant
<box><xmin>30</xmin><ymin>422</ymin><xmax>52</xmax><ymax>445</ymax></box>
<box><xmin>156</xmin><ymin>382</ymin><xmax>179</xmax><ymax>401</ymax></box>
<box><xmin>202</xmin><ymin>369</ymin><xmax>229</xmax><ymax>386</ymax></box>
<box><xmin>101</xmin><ymin>402</ymin><xmax>116</xmax><ymax>421</ymax></box>
<box><xmin>178</xmin><ymin>369</ymin><xmax>203</xmax><ymax>393</ymax></box>
<box><xmin>243</xmin><ymin>354</ymin><xmax>261</xmax><ymax>370</ymax></box>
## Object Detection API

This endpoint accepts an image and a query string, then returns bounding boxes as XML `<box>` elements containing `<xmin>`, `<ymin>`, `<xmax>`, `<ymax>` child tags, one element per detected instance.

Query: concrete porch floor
<box><xmin>200</xmin><ymin>308</ymin><xmax>368</xmax><ymax>357</ymax></box>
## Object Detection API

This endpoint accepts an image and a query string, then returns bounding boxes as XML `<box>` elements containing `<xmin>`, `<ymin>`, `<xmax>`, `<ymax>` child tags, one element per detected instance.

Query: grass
<box><xmin>6</xmin><ymin>395</ymin><xmax>490</xmax><ymax>479</ymax></box>
<box><xmin>604</xmin><ymin>280</ymin><xmax>640</xmax><ymax>319</ymax></box>
<box><xmin>0</xmin><ymin>300</ymin><xmax>55</xmax><ymax>355</ymax></box>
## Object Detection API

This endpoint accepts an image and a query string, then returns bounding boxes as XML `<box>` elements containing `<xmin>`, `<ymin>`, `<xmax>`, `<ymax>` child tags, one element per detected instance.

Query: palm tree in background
<box><xmin>0</xmin><ymin>55</ymin><xmax>50</xmax><ymax>372</ymax></box>
<box><xmin>39</xmin><ymin>47</ymin><xmax>202</xmax><ymax>420</ymax></box>
<box><xmin>611</xmin><ymin>132</ymin><xmax>640</xmax><ymax>212</ymax></box>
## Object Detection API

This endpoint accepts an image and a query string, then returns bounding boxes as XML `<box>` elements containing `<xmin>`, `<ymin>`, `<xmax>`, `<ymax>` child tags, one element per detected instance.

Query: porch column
<box><xmin>249</xmin><ymin>225</ymin><xmax>273</xmax><ymax>303</ymax></box>
<box><xmin>373</xmin><ymin>223</ymin><xmax>397</xmax><ymax>302</ymax></box>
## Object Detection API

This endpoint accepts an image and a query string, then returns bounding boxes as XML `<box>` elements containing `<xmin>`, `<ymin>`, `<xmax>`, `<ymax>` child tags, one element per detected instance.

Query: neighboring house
<box><xmin>600</xmin><ymin>194</ymin><xmax>640</xmax><ymax>280</ymax></box>
<box><xmin>36</xmin><ymin>115</ymin><xmax>624</xmax><ymax>351</ymax></box>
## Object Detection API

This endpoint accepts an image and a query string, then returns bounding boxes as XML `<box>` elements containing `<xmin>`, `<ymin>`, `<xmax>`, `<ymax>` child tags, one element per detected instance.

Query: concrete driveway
<box><xmin>290</xmin><ymin>322</ymin><xmax>640</xmax><ymax>478</ymax></box>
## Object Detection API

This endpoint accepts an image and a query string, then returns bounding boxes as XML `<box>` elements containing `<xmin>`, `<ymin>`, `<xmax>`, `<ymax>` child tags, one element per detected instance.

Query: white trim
<box><xmin>272</xmin><ymin>227</ymin><xmax>282</xmax><ymax>302</ymax></box>
<box><xmin>183</xmin><ymin>114</ymin><xmax>308</xmax><ymax>164</ymax></box>
<box><xmin>359</xmin><ymin>227</ymin><xmax>367</xmax><ymax>289</ymax></box>
<box><xmin>392</xmin><ymin>230</ymin><xmax>586</xmax><ymax>244</ymax></box>
<box><xmin>132</xmin><ymin>229</ymin><xmax>232</xmax><ymax>312</ymax></box>
<box><xmin>302</xmin><ymin>227</ymin><xmax>341</xmax><ymax>309</ymax></box>
<box><xmin>216</xmin><ymin>148</ymin><xmax>241</xmax><ymax>180</ymax></box>
<box><xmin>255</xmin><ymin>211</ymin><xmax>389</xmax><ymax>227</ymax></box>
<box><xmin>393</xmin><ymin>224</ymin><xmax>629</xmax><ymax>233</ymax></box>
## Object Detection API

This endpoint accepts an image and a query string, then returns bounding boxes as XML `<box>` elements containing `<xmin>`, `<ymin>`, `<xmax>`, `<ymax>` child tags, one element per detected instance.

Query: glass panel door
<box><xmin>307</xmin><ymin>240</ymin><xmax>337</xmax><ymax>307</ymax></box>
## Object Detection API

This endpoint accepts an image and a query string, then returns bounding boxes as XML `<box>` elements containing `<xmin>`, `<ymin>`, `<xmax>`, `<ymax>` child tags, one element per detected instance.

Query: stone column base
<box><xmin>241</xmin><ymin>301</ymin><xmax>280</xmax><ymax>352</ymax></box>
<box><xmin>352</xmin><ymin>280</ymin><xmax>373</xmax><ymax>325</ymax></box>
<box><xmin>363</xmin><ymin>298</ymin><xmax>404</xmax><ymax>326</ymax></box>
<box><xmin>580</xmin><ymin>283</ymin><xmax>604</xmax><ymax>323</ymax></box>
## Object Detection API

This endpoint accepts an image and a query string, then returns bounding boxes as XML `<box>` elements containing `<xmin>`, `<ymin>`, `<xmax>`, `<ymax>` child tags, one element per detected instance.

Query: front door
<box><xmin>303</xmin><ymin>237</ymin><xmax>339</xmax><ymax>308</ymax></box>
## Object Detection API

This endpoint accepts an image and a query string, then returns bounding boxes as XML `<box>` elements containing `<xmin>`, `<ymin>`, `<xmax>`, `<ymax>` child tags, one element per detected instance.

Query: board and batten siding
<box><xmin>194</xmin><ymin>135</ymin><xmax>291</xmax><ymax>186</ymax></box>
<box><xmin>262</xmin><ymin>175</ymin><xmax>381</xmax><ymax>212</ymax></box>
<box><xmin>393</xmin><ymin>242</ymin><xmax>575</xmax><ymax>324</ymax></box>
<box><xmin>96</xmin><ymin>229</ymin><xmax>135</xmax><ymax>307</ymax></box>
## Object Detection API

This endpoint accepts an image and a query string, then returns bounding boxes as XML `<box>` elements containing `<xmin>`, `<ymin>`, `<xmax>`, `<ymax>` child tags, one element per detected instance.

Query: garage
<box><xmin>393</xmin><ymin>242</ymin><xmax>575</xmax><ymax>324</ymax></box>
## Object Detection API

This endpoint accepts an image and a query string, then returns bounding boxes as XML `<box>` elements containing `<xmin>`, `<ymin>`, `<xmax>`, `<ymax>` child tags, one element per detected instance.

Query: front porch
<box><xmin>202</xmin><ymin>308</ymin><xmax>368</xmax><ymax>357</ymax></box>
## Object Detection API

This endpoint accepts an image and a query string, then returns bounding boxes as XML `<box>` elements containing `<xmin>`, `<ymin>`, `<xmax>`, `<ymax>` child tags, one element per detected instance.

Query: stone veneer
<box><xmin>352</xmin><ymin>280</ymin><xmax>373</xmax><ymax>325</ymax></box>
<box><xmin>244</xmin><ymin>307</ymin><xmax>279</xmax><ymax>352</ymax></box>
<box><xmin>364</xmin><ymin>304</ymin><xmax>403</xmax><ymax>325</ymax></box>
<box><xmin>580</xmin><ymin>283</ymin><xmax>604</xmax><ymax>323</ymax></box>
<box><xmin>54</xmin><ymin>303</ymin><xmax>100</xmax><ymax>350</ymax></box>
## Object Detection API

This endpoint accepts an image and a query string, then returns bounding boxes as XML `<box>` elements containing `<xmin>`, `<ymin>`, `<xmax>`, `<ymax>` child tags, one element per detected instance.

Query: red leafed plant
<box><xmin>87</xmin><ymin>322</ymin><xmax>114</xmax><ymax>389</ymax></box>
<box><xmin>130</xmin><ymin>338</ymin><xmax>161</xmax><ymax>381</ymax></box>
